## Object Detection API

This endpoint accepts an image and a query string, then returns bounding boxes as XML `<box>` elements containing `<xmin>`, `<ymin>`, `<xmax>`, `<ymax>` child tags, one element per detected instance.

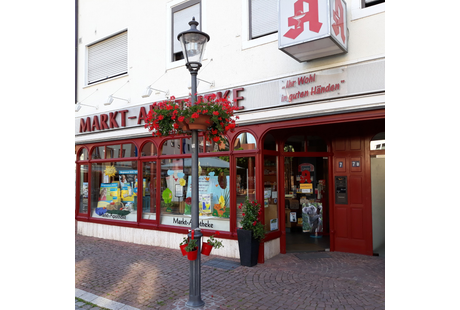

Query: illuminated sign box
<box><xmin>279</xmin><ymin>0</ymin><xmax>348</xmax><ymax>62</ymax></box>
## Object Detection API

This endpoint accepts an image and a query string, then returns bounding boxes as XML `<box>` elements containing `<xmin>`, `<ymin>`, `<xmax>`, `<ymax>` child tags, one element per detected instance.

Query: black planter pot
<box><xmin>237</xmin><ymin>229</ymin><xmax>259</xmax><ymax>267</ymax></box>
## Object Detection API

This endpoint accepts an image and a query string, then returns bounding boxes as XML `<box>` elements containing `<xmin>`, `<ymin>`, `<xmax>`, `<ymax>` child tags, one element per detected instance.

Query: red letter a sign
<box><xmin>284</xmin><ymin>0</ymin><xmax>323</xmax><ymax>40</ymax></box>
<box><xmin>332</xmin><ymin>0</ymin><xmax>345</xmax><ymax>44</ymax></box>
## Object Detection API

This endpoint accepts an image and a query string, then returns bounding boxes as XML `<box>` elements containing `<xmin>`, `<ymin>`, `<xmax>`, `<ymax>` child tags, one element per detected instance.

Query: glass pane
<box><xmin>162</xmin><ymin>139</ymin><xmax>181</xmax><ymax>155</ymax></box>
<box><xmin>263</xmin><ymin>156</ymin><xmax>278</xmax><ymax>232</ymax></box>
<box><xmin>79</xmin><ymin>165</ymin><xmax>88</xmax><ymax>213</ymax></box>
<box><xmin>183</xmin><ymin>138</ymin><xmax>192</xmax><ymax>154</ymax></box>
<box><xmin>264</xmin><ymin>133</ymin><xmax>276</xmax><ymax>151</ymax></box>
<box><xmin>78</xmin><ymin>148</ymin><xmax>88</xmax><ymax>161</ymax></box>
<box><xmin>160</xmin><ymin>158</ymin><xmax>191</xmax><ymax>222</ymax></box>
<box><xmin>106</xmin><ymin>144</ymin><xmax>121</xmax><ymax>159</ymax></box>
<box><xmin>285</xmin><ymin>135</ymin><xmax>304</xmax><ymax>152</ymax></box>
<box><xmin>141</xmin><ymin>142</ymin><xmax>157</xmax><ymax>157</ymax></box>
<box><xmin>234</xmin><ymin>132</ymin><xmax>257</xmax><ymax>151</ymax></box>
<box><xmin>370</xmin><ymin>132</ymin><xmax>385</xmax><ymax>150</ymax></box>
<box><xmin>284</xmin><ymin>157</ymin><xmax>328</xmax><ymax>235</ymax></box>
<box><xmin>122</xmin><ymin>143</ymin><xmax>138</xmax><ymax>157</ymax></box>
<box><xmin>236</xmin><ymin>156</ymin><xmax>257</xmax><ymax>228</ymax></box>
<box><xmin>160</xmin><ymin>157</ymin><xmax>231</xmax><ymax>231</ymax></box>
<box><xmin>307</xmin><ymin>136</ymin><xmax>327</xmax><ymax>152</ymax></box>
<box><xmin>207</xmin><ymin>136</ymin><xmax>229</xmax><ymax>152</ymax></box>
<box><xmin>142</xmin><ymin>161</ymin><xmax>156</xmax><ymax>220</ymax></box>
<box><xmin>90</xmin><ymin>161</ymin><xmax>138</xmax><ymax>222</ymax></box>
<box><xmin>91</xmin><ymin>146</ymin><xmax>105</xmax><ymax>159</ymax></box>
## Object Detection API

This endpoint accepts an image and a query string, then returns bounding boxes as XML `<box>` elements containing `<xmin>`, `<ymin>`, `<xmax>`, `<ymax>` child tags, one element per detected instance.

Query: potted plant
<box><xmin>144</xmin><ymin>95</ymin><xmax>239</xmax><ymax>144</ymax></box>
<box><xmin>185</xmin><ymin>238</ymin><xmax>198</xmax><ymax>261</ymax></box>
<box><xmin>179</xmin><ymin>236</ymin><xmax>189</xmax><ymax>256</ymax></box>
<box><xmin>237</xmin><ymin>199</ymin><xmax>265</xmax><ymax>267</ymax></box>
<box><xmin>201</xmin><ymin>231</ymin><xmax>224</xmax><ymax>256</ymax></box>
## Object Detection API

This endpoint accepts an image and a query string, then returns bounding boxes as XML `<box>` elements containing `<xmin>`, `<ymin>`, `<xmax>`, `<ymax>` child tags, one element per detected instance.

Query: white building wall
<box><xmin>75</xmin><ymin>0</ymin><xmax>385</xmax><ymax>122</ymax></box>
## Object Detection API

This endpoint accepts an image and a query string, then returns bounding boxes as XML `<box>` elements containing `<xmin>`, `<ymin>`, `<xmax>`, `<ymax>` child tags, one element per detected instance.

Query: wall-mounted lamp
<box><xmin>142</xmin><ymin>87</ymin><xmax>169</xmax><ymax>98</ymax></box>
<box><xmin>75</xmin><ymin>88</ymin><xmax>99</xmax><ymax>112</ymax></box>
<box><xmin>75</xmin><ymin>102</ymin><xmax>98</xmax><ymax>112</ymax></box>
<box><xmin>104</xmin><ymin>95</ymin><xmax>130</xmax><ymax>105</ymax></box>
<box><xmin>104</xmin><ymin>80</ymin><xmax>130</xmax><ymax>106</ymax></box>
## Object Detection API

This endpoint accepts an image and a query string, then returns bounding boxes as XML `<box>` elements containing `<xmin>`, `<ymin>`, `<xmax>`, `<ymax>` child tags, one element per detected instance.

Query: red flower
<box><xmin>212</xmin><ymin>136</ymin><xmax>220</xmax><ymax>142</ymax></box>
<box><xmin>192</xmin><ymin>112</ymin><xmax>200</xmax><ymax>119</ymax></box>
<box><xmin>178</xmin><ymin>116</ymin><xmax>185</xmax><ymax>122</ymax></box>
<box><xmin>253</xmin><ymin>221</ymin><xmax>257</xmax><ymax>226</ymax></box>
<box><xmin>213</xmin><ymin>111</ymin><xmax>219</xmax><ymax>116</ymax></box>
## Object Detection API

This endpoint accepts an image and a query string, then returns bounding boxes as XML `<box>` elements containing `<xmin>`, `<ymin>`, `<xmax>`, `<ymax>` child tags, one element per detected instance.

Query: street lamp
<box><xmin>177</xmin><ymin>17</ymin><xmax>210</xmax><ymax>308</ymax></box>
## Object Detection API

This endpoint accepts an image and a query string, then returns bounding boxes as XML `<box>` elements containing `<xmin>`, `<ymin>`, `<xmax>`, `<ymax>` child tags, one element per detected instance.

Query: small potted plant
<box><xmin>201</xmin><ymin>231</ymin><xmax>224</xmax><ymax>256</ymax></box>
<box><xmin>179</xmin><ymin>236</ymin><xmax>189</xmax><ymax>256</ymax></box>
<box><xmin>185</xmin><ymin>238</ymin><xmax>198</xmax><ymax>261</ymax></box>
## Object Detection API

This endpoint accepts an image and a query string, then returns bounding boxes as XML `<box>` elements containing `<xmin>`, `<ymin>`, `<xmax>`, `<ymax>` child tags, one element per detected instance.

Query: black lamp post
<box><xmin>177</xmin><ymin>17</ymin><xmax>210</xmax><ymax>308</ymax></box>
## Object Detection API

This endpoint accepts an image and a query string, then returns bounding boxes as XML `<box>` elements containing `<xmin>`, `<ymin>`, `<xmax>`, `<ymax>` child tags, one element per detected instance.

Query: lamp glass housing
<box><xmin>177</xmin><ymin>18</ymin><xmax>210</xmax><ymax>70</ymax></box>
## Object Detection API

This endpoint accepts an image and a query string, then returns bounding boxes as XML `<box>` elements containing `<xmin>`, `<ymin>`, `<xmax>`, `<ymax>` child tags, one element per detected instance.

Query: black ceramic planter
<box><xmin>237</xmin><ymin>229</ymin><xmax>259</xmax><ymax>267</ymax></box>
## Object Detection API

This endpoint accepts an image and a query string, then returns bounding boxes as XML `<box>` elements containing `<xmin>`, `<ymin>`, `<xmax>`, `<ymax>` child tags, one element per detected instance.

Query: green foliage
<box><xmin>238</xmin><ymin>199</ymin><xmax>265</xmax><ymax>241</ymax></box>
<box><xmin>185</xmin><ymin>239</ymin><xmax>198</xmax><ymax>252</ymax></box>
<box><xmin>180</xmin><ymin>236</ymin><xmax>189</xmax><ymax>246</ymax></box>
<box><xmin>206</xmin><ymin>232</ymin><xmax>224</xmax><ymax>249</ymax></box>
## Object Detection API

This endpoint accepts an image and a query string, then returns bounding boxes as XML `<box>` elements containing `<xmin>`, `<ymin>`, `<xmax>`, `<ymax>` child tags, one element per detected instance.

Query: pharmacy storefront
<box><xmin>75</xmin><ymin>59</ymin><xmax>385</xmax><ymax>261</ymax></box>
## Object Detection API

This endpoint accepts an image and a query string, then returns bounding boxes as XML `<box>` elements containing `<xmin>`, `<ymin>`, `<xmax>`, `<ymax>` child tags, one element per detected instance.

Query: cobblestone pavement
<box><xmin>76</xmin><ymin>234</ymin><xmax>384</xmax><ymax>310</ymax></box>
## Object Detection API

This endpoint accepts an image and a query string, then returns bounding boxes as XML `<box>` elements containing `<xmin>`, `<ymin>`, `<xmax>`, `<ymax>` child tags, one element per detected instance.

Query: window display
<box><xmin>160</xmin><ymin>157</ymin><xmax>231</xmax><ymax>231</ymax></box>
<box><xmin>90</xmin><ymin>161</ymin><xmax>138</xmax><ymax>222</ymax></box>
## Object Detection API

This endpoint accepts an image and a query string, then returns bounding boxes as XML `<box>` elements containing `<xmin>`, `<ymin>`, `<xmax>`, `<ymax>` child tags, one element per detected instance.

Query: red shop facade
<box><xmin>75</xmin><ymin>61</ymin><xmax>385</xmax><ymax>262</ymax></box>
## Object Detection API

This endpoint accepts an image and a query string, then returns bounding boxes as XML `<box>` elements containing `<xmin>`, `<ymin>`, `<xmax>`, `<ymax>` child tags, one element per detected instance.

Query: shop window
<box><xmin>234</xmin><ymin>132</ymin><xmax>257</xmax><ymax>151</ymax></box>
<box><xmin>162</xmin><ymin>139</ymin><xmax>181</xmax><ymax>155</ymax></box>
<box><xmin>263</xmin><ymin>133</ymin><xmax>276</xmax><ymax>151</ymax></box>
<box><xmin>79</xmin><ymin>165</ymin><xmax>89</xmax><ymax>213</ymax></box>
<box><xmin>122</xmin><ymin>143</ymin><xmax>137</xmax><ymax>157</ymax></box>
<box><xmin>363</xmin><ymin>0</ymin><xmax>385</xmax><ymax>8</ymax></box>
<box><xmin>142</xmin><ymin>161</ymin><xmax>157</xmax><ymax>220</ymax></box>
<box><xmin>182</xmin><ymin>137</ymin><xmax>206</xmax><ymax>154</ymax></box>
<box><xmin>307</xmin><ymin>136</ymin><xmax>327</xmax><ymax>152</ymax></box>
<box><xmin>160</xmin><ymin>156</ymin><xmax>231</xmax><ymax>231</ymax></box>
<box><xmin>91</xmin><ymin>146</ymin><xmax>105</xmax><ymax>159</ymax></box>
<box><xmin>78</xmin><ymin>148</ymin><xmax>88</xmax><ymax>161</ymax></box>
<box><xmin>236</xmin><ymin>156</ymin><xmax>257</xmax><ymax>228</ymax></box>
<box><xmin>141</xmin><ymin>142</ymin><xmax>157</xmax><ymax>157</ymax></box>
<box><xmin>206</xmin><ymin>136</ymin><xmax>229</xmax><ymax>153</ymax></box>
<box><xmin>370</xmin><ymin>132</ymin><xmax>385</xmax><ymax>150</ymax></box>
<box><xmin>263</xmin><ymin>155</ymin><xmax>278</xmax><ymax>232</ymax></box>
<box><xmin>285</xmin><ymin>135</ymin><xmax>305</xmax><ymax>152</ymax></box>
<box><xmin>90</xmin><ymin>161</ymin><xmax>138</xmax><ymax>222</ymax></box>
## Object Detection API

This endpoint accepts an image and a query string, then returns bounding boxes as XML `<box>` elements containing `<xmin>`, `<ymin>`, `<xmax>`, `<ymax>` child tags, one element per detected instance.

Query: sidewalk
<box><xmin>76</xmin><ymin>233</ymin><xmax>385</xmax><ymax>310</ymax></box>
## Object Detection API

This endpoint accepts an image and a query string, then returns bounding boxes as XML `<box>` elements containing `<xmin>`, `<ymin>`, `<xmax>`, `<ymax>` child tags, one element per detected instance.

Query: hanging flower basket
<box><xmin>201</xmin><ymin>242</ymin><xmax>213</xmax><ymax>256</ymax></box>
<box><xmin>144</xmin><ymin>95</ymin><xmax>239</xmax><ymax>144</ymax></box>
<box><xmin>187</xmin><ymin>248</ymin><xmax>198</xmax><ymax>261</ymax></box>
<box><xmin>180</xmin><ymin>243</ymin><xmax>188</xmax><ymax>256</ymax></box>
<box><xmin>186</xmin><ymin>114</ymin><xmax>211</xmax><ymax>131</ymax></box>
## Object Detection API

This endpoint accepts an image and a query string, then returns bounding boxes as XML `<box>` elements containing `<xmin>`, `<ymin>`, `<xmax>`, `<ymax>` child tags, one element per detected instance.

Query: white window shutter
<box><xmin>88</xmin><ymin>31</ymin><xmax>128</xmax><ymax>84</ymax></box>
<box><xmin>251</xmin><ymin>0</ymin><xmax>278</xmax><ymax>39</ymax></box>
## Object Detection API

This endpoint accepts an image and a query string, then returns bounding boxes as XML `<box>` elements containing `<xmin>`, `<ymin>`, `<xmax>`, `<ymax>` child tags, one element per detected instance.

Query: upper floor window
<box><xmin>249</xmin><ymin>0</ymin><xmax>277</xmax><ymax>40</ymax></box>
<box><xmin>87</xmin><ymin>31</ymin><xmax>128</xmax><ymax>85</ymax></box>
<box><xmin>363</xmin><ymin>0</ymin><xmax>385</xmax><ymax>8</ymax></box>
<box><xmin>172</xmin><ymin>0</ymin><xmax>201</xmax><ymax>62</ymax></box>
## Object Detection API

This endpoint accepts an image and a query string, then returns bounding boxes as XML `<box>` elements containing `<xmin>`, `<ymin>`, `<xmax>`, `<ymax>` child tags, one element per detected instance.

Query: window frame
<box><xmin>171</xmin><ymin>0</ymin><xmax>202</xmax><ymax>62</ymax></box>
<box><xmin>86</xmin><ymin>30</ymin><xmax>128</xmax><ymax>85</ymax></box>
<box><xmin>248</xmin><ymin>0</ymin><xmax>278</xmax><ymax>40</ymax></box>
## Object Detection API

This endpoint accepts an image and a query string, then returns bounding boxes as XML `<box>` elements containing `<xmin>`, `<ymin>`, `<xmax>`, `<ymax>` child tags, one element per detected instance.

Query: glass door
<box><xmin>283</xmin><ymin>156</ymin><xmax>330</xmax><ymax>252</ymax></box>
